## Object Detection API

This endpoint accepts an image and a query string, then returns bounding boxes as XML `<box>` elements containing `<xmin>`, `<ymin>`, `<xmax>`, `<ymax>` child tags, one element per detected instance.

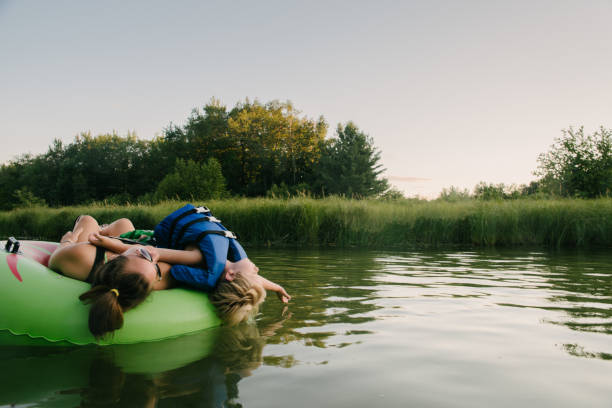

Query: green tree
<box><xmin>182</xmin><ymin>98</ymin><xmax>327</xmax><ymax>196</ymax></box>
<box><xmin>314</xmin><ymin>122</ymin><xmax>389</xmax><ymax>198</ymax></box>
<box><xmin>0</xmin><ymin>98</ymin><xmax>395</xmax><ymax>207</ymax></box>
<box><xmin>536</xmin><ymin>126</ymin><xmax>612</xmax><ymax>197</ymax></box>
<box><xmin>13</xmin><ymin>187</ymin><xmax>47</xmax><ymax>208</ymax></box>
<box><xmin>53</xmin><ymin>131</ymin><xmax>154</xmax><ymax>204</ymax></box>
<box><xmin>185</xmin><ymin>99</ymin><xmax>231</xmax><ymax>163</ymax></box>
<box><xmin>227</xmin><ymin>100</ymin><xmax>327</xmax><ymax>195</ymax></box>
<box><xmin>473</xmin><ymin>182</ymin><xmax>521</xmax><ymax>200</ymax></box>
<box><xmin>0</xmin><ymin>131</ymin><xmax>161</xmax><ymax>208</ymax></box>
<box><xmin>155</xmin><ymin>158</ymin><xmax>227</xmax><ymax>200</ymax></box>
<box><xmin>0</xmin><ymin>155</ymin><xmax>32</xmax><ymax>210</ymax></box>
<box><xmin>379</xmin><ymin>187</ymin><xmax>405</xmax><ymax>200</ymax></box>
<box><xmin>438</xmin><ymin>186</ymin><xmax>471</xmax><ymax>202</ymax></box>
<box><xmin>148</xmin><ymin>124</ymin><xmax>190</xmax><ymax>182</ymax></box>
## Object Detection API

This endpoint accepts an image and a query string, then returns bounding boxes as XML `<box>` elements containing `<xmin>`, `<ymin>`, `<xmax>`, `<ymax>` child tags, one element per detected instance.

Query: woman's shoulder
<box><xmin>49</xmin><ymin>242</ymin><xmax>97</xmax><ymax>280</ymax></box>
<box><xmin>57</xmin><ymin>242</ymin><xmax>97</xmax><ymax>259</ymax></box>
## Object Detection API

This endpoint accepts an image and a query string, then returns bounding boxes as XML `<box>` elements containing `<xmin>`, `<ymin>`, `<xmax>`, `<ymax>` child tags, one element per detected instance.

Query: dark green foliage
<box><xmin>314</xmin><ymin>122</ymin><xmax>389</xmax><ymax>198</ymax></box>
<box><xmin>0</xmin><ymin>99</ymin><xmax>326</xmax><ymax>208</ymax></box>
<box><xmin>473</xmin><ymin>183</ymin><xmax>506</xmax><ymax>200</ymax></box>
<box><xmin>438</xmin><ymin>186</ymin><xmax>471</xmax><ymax>202</ymax></box>
<box><xmin>154</xmin><ymin>158</ymin><xmax>227</xmax><ymax>201</ymax></box>
<box><xmin>0</xmin><ymin>132</ymin><xmax>156</xmax><ymax>209</ymax></box>
<box><xmin>183</xmin><ymin>99</ymin><xmax>328</xmax><ymax>196</ymax></box>
<box><xmin>378</xmin><ymin>187</ymin><xmax>405</xmax><ymax>200</ymax></box>
<box><xmin>536</xmin><ymin>126</ymin><xmax>612</xmax><ymax>197</ymax></box>
<box><xmin>0</xmin><ymin>98</ymin><xmax>398</xmax><ymax>208</ymax></box>
<box><xmin>13</xmin><ymin>188</ymin><xmax>47</xmax><ymax>208</ymax></box>
<box><xmin>473</xmin><ymin>182</ymin><xmax>522</xmax><ymax>200</ymax></box>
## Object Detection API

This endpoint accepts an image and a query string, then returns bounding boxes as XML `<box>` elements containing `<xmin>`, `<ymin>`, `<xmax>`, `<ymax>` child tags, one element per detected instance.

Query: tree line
<box><xmin>2</xmin><ymin>98</ymin><xmax>609</xmax><ymax>210</ymax></box>
<box><xmin>0</xmin><ymin>99</ymin><xmax>390</xmax><ymax>210</ymax></box>
<box><xmin>439</xmin><ymin>126</ymin><xmax>612</xmax><ymax>201</ymax></box>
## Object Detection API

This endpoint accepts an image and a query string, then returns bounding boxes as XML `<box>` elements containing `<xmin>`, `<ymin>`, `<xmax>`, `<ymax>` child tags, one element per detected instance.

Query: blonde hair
<box><xmin>210</xmin><ymin>274</ymin><xmax>266</xmax><ymax>326</ymax></box>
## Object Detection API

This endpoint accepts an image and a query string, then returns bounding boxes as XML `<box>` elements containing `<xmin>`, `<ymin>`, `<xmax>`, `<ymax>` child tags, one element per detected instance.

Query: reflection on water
<box><xmin>0</xmin><ymin>323</ymin><xmax>284</xmax><ymax>407</ymax></box>
<box><xmin>1</xmin><ymin>248</ymin><xmax>611</xmax><ymax>407</ymax></box>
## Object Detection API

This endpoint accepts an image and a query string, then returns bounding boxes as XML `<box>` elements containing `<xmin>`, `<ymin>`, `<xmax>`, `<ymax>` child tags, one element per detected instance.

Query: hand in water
<box><xmin>276</xmin><ymin>286</ymin><xmax>291</xmax><ymax>303</ymax></box>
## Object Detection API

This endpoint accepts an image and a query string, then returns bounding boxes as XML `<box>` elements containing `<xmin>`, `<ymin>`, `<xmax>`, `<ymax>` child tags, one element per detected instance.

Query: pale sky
<box><xmin>1</xmin><ymin>1</ymin><xmax>611</xmax><ymax>198</ymax></box>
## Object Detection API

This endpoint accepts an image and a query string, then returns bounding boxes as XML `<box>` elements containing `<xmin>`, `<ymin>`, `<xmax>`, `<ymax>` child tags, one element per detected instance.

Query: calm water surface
<box><xmin>1</xmin><ymin>248</ymin><xmax>611</xmax><ymax>407</ymax></box>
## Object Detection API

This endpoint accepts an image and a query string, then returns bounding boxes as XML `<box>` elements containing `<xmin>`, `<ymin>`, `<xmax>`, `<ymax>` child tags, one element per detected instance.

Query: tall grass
<box><xmin>1</xmin><ymin>198</ymin><xmax>611</xmax><ymax>248</ymax></box>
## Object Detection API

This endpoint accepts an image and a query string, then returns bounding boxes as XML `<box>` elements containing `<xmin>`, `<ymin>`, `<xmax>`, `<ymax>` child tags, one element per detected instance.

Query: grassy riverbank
<box><xmin>1</xmin><ymin>197</ymin><xmax>611</xmax><ymax>248</ymax></box>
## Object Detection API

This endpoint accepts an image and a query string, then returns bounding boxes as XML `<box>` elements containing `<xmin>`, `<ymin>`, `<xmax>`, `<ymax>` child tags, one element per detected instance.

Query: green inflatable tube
<box><xmin>0</xmin><ymin>240</ymin><xmax>221</xmax><ymax>345</ymax></box>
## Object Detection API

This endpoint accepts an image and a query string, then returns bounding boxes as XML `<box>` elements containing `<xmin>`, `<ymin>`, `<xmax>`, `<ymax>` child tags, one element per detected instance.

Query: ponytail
<box><xmin>79</xmin><ymin>256</ymin><xmax>151</xmax><ymax>339</ymax></box>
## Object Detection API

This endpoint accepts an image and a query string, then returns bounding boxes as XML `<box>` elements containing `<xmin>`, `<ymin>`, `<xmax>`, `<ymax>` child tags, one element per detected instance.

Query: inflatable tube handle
<box><xmin>5</xmin><ymin>237</ymin><xmax>20</xmax><ymax>254</ymax></box>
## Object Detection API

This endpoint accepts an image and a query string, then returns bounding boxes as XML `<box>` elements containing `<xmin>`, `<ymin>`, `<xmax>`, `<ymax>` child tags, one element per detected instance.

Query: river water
<box><xmin>1</xmin><ymin>248</ymin><xmax>611</xmax><ymax>407</ymax></box>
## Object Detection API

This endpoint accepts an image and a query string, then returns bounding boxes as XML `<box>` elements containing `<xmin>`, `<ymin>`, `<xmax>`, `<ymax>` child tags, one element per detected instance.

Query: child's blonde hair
<box><xmin>209</xmin><ymin>274</ymin><xmax>266</xmax><ymax>326</ymax></box>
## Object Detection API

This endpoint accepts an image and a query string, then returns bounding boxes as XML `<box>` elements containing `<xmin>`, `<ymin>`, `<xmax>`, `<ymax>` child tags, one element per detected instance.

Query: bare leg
<box><xmin>99</xmin><ymin>218</ymin><xmax>135</xmax><ymax>237</ymax></box>
<box><xmin>72</xmin><ymin>215</ymin><xmax>101</xmax><ymax>243</ymax></box>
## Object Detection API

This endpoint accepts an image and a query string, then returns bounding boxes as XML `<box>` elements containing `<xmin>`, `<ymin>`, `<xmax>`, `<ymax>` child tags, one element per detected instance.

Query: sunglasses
<box><xmin>137</xmin><ymin>247</ymin><xmax>162</xmax><ymax>281</ymax></box>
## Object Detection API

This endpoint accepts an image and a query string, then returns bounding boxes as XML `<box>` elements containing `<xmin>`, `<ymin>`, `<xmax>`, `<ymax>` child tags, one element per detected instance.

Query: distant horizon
<box><xmin>2</xmin><ymin>1</ymin><xmax>611</xmax><ymax>198</ymax></box>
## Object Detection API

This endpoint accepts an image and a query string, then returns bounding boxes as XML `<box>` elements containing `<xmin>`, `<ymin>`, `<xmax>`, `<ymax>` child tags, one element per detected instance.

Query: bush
<box><xmin>378</xmin><ymin>187</ymin><xmax>405</xmax><ymax>200</ymax></box>
<box><xmin>438</xmin><ymin>186</ymin><xmax>471</xmax><ymax>202</ymax></box>
<box><xmin>473</xmin><ymin>182</ymin><xmax>522</xmax><ymax>200</ymax></box>
<box><xmin>155</xmin><ymin>158</ymin><xmax>227</xmax><ymax>201</ymax></box>
<box><xmin>13</xmin><ymin>188</ymin><xmax>47</xmax><ymax>209</ymax></box>
<box><xmin>536</xmin><ymin>126</ymin><xmax>612</xmax><ymax>197</ymax></box>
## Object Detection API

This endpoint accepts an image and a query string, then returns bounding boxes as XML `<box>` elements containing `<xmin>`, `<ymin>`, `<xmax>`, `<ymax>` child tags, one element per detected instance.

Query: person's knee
<box><xmin>116</xmin><ymin>218</ymin><xmax>135</xmax><ymax>231</ymax></box>
<box><xmin>77</xmin><ymin>215</ymin><xmax>98</xmax><ymax>228</ymax></box>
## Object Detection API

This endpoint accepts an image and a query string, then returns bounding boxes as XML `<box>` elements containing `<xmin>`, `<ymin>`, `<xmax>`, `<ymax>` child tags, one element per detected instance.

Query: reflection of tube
<box><xmin>111</xmin><ymin>327</ymin><xmax>219</xmax><ymax>374</ymax></box>
<box><xmin>0</xmin><ymin>315</ymin><xmax>293</xmax><ymax>407</ymax></box>
<box><xmin>150</xmin><ymin>317</ymin><xmax>293</xmax><ymax>405</ymax></box>
<box><xmin>145</xmin><ymin>324</ymin><xmax>270</xmax><ymax>406</ymax></box>
<box><xmin>0</xmin><ymin>328</ymin><xmax>219</xmax><ymax>406</ymax></box>
<box><xmin>152</xmin><ymin>355</ymin><xmax>228</xmax><ymax>406</ymax></box>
